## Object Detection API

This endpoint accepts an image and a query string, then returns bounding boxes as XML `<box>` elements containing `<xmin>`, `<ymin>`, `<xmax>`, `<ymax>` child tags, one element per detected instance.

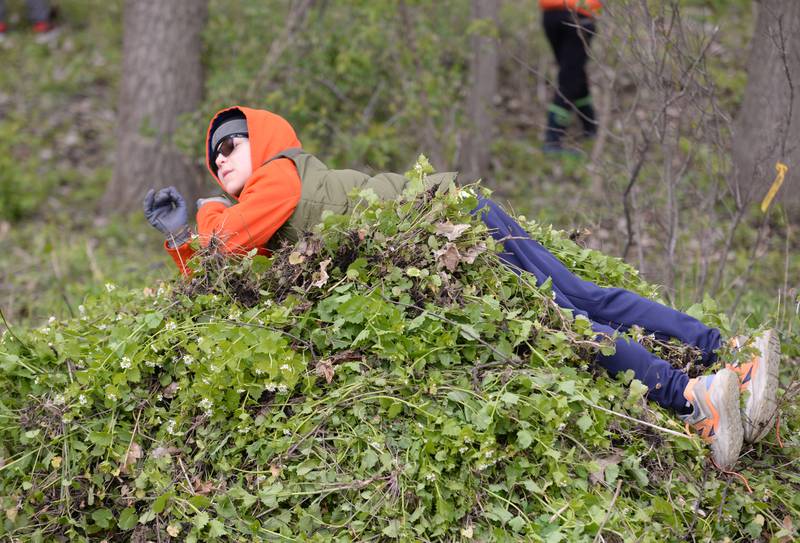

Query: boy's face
<box><xmin>215</xmin><ymin>137</ymin><xmax>252</xmax><ymax>197</ymax></box>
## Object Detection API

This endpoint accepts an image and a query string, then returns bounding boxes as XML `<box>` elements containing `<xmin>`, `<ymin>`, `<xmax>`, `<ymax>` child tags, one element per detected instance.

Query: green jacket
<box><xmin>266</xmin><ymin>148</ymin><xmax>457</xmax><ymax>250</ymax></box>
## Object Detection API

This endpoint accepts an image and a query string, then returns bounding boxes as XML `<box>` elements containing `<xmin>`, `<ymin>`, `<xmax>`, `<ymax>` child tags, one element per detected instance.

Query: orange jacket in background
<box><xmin>539</xmin><ymin>0</ymin><xmax>601</xmax><ymax>17</ymax></box>
<box><xmin>165</xmin><ymin>106</ymin><xmax>303</xmax><ymax>275</ymax></box>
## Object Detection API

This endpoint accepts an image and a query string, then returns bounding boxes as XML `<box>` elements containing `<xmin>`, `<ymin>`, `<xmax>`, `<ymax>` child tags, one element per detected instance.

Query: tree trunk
<box><xmin>103</xmin><ymin>0</ymin><xmax>208</xmax><ymax>214</ymax></box>
<box><xmin>731</xmin><ymin>0</ymin><xmax>800</xmax><ymax>211</ymax></box>
<box><xmin>458</xmin><ymin>0</ymin><xmax>500</xmax><ymax>185</ymax></box>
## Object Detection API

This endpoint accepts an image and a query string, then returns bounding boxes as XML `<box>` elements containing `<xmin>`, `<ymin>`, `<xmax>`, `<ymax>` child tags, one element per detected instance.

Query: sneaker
<box><xmin>681</xmin><ymin>368</ymin><xmax>743</xmax><ymax>469</ymax></box>
<box><xmin>0</xmin><ymin>22</ymin><xmax>7</xmax><ymax>33</ymax></box>
<box><xmin>727</xmin><ymin>329</ymin><xmax>780</xmax><ymax>443</ymax></box>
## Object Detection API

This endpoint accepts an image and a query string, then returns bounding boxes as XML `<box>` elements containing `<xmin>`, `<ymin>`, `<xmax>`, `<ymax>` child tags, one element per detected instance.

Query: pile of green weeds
<box><xmin>1</xmin><ymin>163</ymin><xmax>798</xmax><ymax>542</ymax></box>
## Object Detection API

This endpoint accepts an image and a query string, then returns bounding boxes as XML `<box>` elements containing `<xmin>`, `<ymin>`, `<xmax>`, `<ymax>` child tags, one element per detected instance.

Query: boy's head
<box><xmin>209</xmin><ymin>109</ymin><xmax>252</xmax><ymax>197</ymax></box>
<box><xmin>205</xmin><ymin>106</ymin><xmax>303</xmax><ymax>199</ymax></box>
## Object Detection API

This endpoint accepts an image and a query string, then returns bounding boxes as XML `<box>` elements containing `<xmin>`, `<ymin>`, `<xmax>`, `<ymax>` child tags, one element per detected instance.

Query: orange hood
<box><xmin>205</xmin><ymin>106</ymin><xmax>302</xmax><ymax>200</ymax></box>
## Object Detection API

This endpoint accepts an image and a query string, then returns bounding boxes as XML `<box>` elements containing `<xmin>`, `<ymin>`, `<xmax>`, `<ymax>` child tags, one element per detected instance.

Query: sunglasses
<box><xmin>214</xmin><ymin>133</ymin><xmax>248</xmax><ymax>160</ymax></box>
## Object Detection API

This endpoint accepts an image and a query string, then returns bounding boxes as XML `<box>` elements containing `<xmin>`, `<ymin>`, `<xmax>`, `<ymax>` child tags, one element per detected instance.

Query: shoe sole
<box><xmin>709</xmin><ymin>369</ymin><xmax>743</xmax><ymax>469</ymax></box>
<box><xmin>743</xmin><ymin>330</ymin><xmax>780</xmax><ymax>443</ymax></box>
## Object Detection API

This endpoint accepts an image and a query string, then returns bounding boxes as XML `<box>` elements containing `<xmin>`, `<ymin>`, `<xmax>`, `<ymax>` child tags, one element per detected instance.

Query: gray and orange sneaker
<box><xmin>727</xmin><ymin>329</ymin><xmax>781</xmax><ymax>443</ymax></box>
<box><xmin>680</xmin><ymin>368</ymin><xmax>743</xmax><ymax>469</ymax></box>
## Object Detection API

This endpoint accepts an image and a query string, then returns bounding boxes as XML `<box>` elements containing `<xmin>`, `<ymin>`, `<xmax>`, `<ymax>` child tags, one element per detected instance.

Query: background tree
<box><xmin>458</xmin><ymin>0</ymin><xmax>500</xmax><ymax>184</ymax></box>
<box><xmin>102</xmin><ymin>0</ymin><xmax>208</xmax><ymax>214</ymax></box>
<box><xmin>731</xmin><ymin>0</ymin><xmax>799</xmax><ymax>211</ymax></box>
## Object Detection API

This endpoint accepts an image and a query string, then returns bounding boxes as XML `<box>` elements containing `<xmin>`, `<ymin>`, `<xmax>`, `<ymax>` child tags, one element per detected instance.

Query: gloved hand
<box><xmin>196</xmin><ymin>196</ymin><xmax>231</xmax><ymax>211</ymax></box>
<box><xmin>143</xmin><ymin>187</ymin><xmax>190</xmax><ymax>247</ymax></box>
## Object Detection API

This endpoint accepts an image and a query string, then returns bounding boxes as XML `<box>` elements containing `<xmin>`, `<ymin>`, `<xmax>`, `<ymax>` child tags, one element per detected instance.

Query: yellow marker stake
<box><xmin>761</xmin><ymin>162</ymin><xmax>788</xmax><ymax>213</ymax></box>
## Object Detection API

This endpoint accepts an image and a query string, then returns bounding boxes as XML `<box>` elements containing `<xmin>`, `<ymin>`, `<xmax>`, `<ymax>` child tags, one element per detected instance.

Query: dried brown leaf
<box><xmin>316</xmin><ymin>359</ymin><xmax>335</xmax><ymax>383</ymax></box>
<box><xmin>462</xmin><ymin>242</ymin><xmax>487</xmax><ymax>264</ymax></box>
<box><xmin>434</xmin><ymin>243</ymin><xmax>461</xmax><ymax>272</ymax></box>
<box><xmin>435</xmin><ymin>222</ymin><xmax>470</xmax><ymax>241</ymax></box>
<box><xmin>121</xmin><ymin>442</ymin><xmax>142</xmax><ymax>474</ymax></box>
<box><xmin>311</xmin><ymin>258</ymin><xmax>332</xmax><ymax>288</ymax></box>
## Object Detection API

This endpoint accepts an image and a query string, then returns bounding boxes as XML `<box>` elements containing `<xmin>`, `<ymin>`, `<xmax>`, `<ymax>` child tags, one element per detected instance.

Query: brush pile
<box><xmin>1</xmin><ymin>165</ymin><xmax>797</xmax><ymax>542</ymax></box>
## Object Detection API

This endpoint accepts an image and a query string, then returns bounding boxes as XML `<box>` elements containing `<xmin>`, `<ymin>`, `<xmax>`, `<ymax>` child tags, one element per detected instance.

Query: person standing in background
<box><xmin>540</xmin><ymin>0</ymin><xmax>601</xmax><ymax>153</ymax></box>
<box><xmin>0</xmin><ymin>0</ymin><xmax>55</xmax><ymax>36</ymax></box>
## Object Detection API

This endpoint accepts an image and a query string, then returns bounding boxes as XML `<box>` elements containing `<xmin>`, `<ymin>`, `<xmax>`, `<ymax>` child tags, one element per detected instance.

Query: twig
<box><xmin>593</xmin><ymin>479</ymin><xmax>623</xmax><ymax>543</ymax></box>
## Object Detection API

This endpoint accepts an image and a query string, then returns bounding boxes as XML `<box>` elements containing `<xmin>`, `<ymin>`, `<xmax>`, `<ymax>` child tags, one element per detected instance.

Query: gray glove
<box><xmin>143</xmin><ymin>187</ymin><xmax>190</xmax><ymax>247</ymax></box>
<box><xmin>196</xmin><ymin>196</ymin><xmax>231</xmax><ymax>211</ymax></box>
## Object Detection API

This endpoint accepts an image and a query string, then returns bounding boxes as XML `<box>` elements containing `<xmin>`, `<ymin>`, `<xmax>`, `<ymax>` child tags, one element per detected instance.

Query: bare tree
<box><xmin>459</xmin><ymin>0</ymin><xmax>500</xmax><ymax>184</ymax></box>
<box><xmin>731</xmin><ymin>0</ymin><xmax>799</xmax><ymax>211</ymax></box>
<box><xmin>103</xmin><ymin>0</ymin><xmax>208</xmax><ymax>214</ymax></box>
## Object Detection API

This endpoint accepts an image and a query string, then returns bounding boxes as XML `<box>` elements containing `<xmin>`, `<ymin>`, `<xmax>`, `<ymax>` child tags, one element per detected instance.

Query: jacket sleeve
<box><xmin>164</xmin><ymin>239</ymin><xmax>196</xmax><ymax>276</ymax></box>
<box><xmin>196</xmin><ymin>160</ymin><xmax>302</xmax><ymax>253</ymax></box>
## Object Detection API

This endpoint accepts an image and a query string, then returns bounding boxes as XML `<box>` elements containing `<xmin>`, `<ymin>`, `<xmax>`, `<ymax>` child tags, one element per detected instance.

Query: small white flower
<box><xmin>370</xmin><ymin>441</ymin><xmax>382</xmax><ymax>449</ymax></box>
<box><xmin>280</xmin><ymin>364</ymin><xmax>291</xmax><ymax>372</ymax></box>
<box><xmin>265</xmin><ymin>382</ymin><xmax>276</xmax><ymax>392</ymax></box>
<box><xmin>120</xmin><ymin>356</ymin><xmax>132</xmax><ymax>369</ymax></box>
<box><xmin>166</xmin><ymin>419</ymin><xmax>178</xmax><ymax>435</ymax></box>
<box><xmin>165</xmin><ymin>321</ymin><xmax>177</xmax><ymax>331</ymax></box>
<box><xmin>48</xmin><ymin>316</ymin><xmax>56</xmax><ymax>324</ymax></box>
<box><xmin>463</xmin><ymin>436</ymin><xmax>473</xmax><ymax>444</ymax></box>
<box><xmin>209</xmin><ymin>364</ymin><xmax>219</xmax><ymax>372</ymax></box>
<box><xmin>34</xmin><ymin>376</ymin><xmax>40</xmax><ymax>385</ymax></box>
<box><xmin>236</xmin><ymin>388</ymin><xmax>245</xmax><ymax>393</ymax></box>
<box><xmin>150</xmin><ymin>344</ymin><xmax>159</xmax><ymax>353</ymax></box>
<box><xmin>145</xmin><ymin>359</ymin><xmax>156</xmax><ymax>368</ymax></box>
<box><xmin>484</xmin><ymin>450</ymin><xmax>493</xmax><ymax>458</ymax></box>
<box><xmin>78</xmin><ymin>305</ymin><xmax>86</xmax><ymax>315</ymax></box>
<box><xmin>156</xmin><ymin>394</ymin><xmax>163</xmax><ymax>401</ymax></box>
<box><xmin>41</xmin><ymin>327</ymin><xmax>50</xmax><ymax>335</ymax></box>
<box><xmin>283</xmin><ymin>429</ymin><xmax>292</xmax><ymax>436</ymax></box>
<box><xmin>255</xmin><ymin>368</ymin><xmax>264</xmax><ymax>375</ymax></box>
<box><xmin>53</xmin><ymin>394</ymin><xmax>65</xmax><ymax>405</ymax></box>
<box><xmin>199</xmin><ymin>398</ymin><xmax>213</xmax><ymax>411</ymax></box>
<box><xmin>182</xmin><ymin>355</ymin><xmax>193</xmax><ymax>366</ymax></box>
<box><xmin>426</xmin><ymin>473</ymin><xmax>437</xmax><ymax>481</ymax></box>
<box><xmin>277</xmin><ymin>384</ymin><xmax>288</xmax><ymax>394</ymax></box>
<box><xmin>105</xmin><ymin>282</ymin><xmax>116</xmax><ymax>292</ymax></box>
<box><xmin>108</xmin><ymin>393</ymin><xmax>118</xmax><ymax>401</ymax></box>
<box><xmin>459</xmin><ymin>446</ymin><xmax>468</xmax><ymax>453</ymax></box>
<box><xmin>78</xmin><ymin>394</ymin><xmax>88</xmax><ymax>406</ymax></box>
<box><xmin>201</xmin><ymin>377</ymin><xmax>210</xmax><ymax>385</ymax></box>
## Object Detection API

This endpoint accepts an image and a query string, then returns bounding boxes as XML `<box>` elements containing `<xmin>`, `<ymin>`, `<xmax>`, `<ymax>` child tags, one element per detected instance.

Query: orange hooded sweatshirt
<box><xmin>165</xmin><ymin>107</ymin><xmax>303</xmax><ymax>275</ymax></box>
<box><xmin>539</xmin><ymin>0</ymin><xmax>601</xmax><ymax>17</ymax></box>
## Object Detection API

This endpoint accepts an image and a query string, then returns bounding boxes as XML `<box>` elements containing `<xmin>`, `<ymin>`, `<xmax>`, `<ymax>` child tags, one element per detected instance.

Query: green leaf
<box><xmin>91</xmin><ymin>508</ymin><xmax>114</xmax><ymax>529</ymax></box>
<box><xmin>208</xmin><ymin>519</ymin><xmax>227</xmax><ymax>537</ymax></box>
<box><xmin>193</xmin><ymin>511</ymin><xmax>210</xmax><ymax>530</ymax></box>
<box><xmin>152</xmin><ymin>491</ymin><xmax>172</xmax><ymax>514</ymax></box>
<box><xmin>517</xmin><ymin>430</ymin><xmax>533</xmax><ymax>449</ymax></box>
<box><xmin>361</xmin><ymin>449</ymin><xmax>379</xmax><ymax>470</ymax></box>
<box><xmin>382</xmin><ymin>519</ymin><xmax>401</xmax><ymax>538</ymax></box>
<box><xmin>118</xmin><ymin>507</ymin><xmax>138</xmax><ymax>530</ymax></box>
<box><xmin>576</xmin><ymin>414</ymin><xmax>593</xmax><ymax>433</ymax></box>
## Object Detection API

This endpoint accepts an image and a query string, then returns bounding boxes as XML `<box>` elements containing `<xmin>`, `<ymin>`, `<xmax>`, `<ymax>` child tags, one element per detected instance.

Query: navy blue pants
<box><xmin>475</xmin><ymin>199</ymin><xmax>721</xmax><ymax>412</ymax></box>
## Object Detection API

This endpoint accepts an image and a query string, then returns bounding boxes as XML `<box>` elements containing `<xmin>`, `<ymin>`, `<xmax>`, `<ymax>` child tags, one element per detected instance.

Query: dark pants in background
<box><xmin>476</xmin><ymin>199</ymin><xmax>722</xmax><ymax>412</ymax></box>
<box><xmin>542</xmin><ymin>9</ymin><xmax>597</xmax><ymax>146</ymax></box>
<box><xmin>0</xmin><ymin>0</ymin><xmax>51</xmax><ymax>24</ymax></box>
